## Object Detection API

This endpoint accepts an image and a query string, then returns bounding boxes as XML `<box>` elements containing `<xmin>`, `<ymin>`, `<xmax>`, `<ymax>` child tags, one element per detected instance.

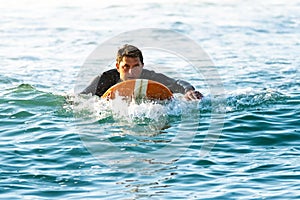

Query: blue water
<box><xmin>1</xmin><ymin>1</ymin><xmax>300</xmax><ymax>199</ymax></box>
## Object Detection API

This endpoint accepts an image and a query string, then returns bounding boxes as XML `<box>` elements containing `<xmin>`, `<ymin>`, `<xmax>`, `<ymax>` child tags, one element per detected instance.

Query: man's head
<box><xmin>116</xmin><ymin>44</ymin><xmax>144</xmax><ymax>81</ymax></box>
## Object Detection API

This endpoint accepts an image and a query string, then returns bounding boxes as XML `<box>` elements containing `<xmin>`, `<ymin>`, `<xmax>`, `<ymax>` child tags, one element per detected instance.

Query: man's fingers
<box><xmin>185</xmin><ymin>90</ymin><xmax>203</xmax><ymax>101</ymax></box>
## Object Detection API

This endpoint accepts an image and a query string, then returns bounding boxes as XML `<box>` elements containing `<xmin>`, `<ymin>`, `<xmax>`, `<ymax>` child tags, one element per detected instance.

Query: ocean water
<box><xmin>1</xmin><ymin>0</ymin><xmax>299</xmax><ymax>199</ymax></box>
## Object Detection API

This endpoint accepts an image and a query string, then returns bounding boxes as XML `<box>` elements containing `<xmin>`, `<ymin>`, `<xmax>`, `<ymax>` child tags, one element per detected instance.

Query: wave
<box><xmin>1</xmin><ymin>81</ymin><xmax>289</xmax><ymax>119</ymax></box>
<box><xmin>223</xmin><ymin>87</ymin><xmax>287</xmax><ymax>113</ymax></box>
<box><xmin>1</xmin><ymin>84</ymin><xmax>68</xmax><ymax>117</ymax></box>
<box><xmin>69</xmin><ymin>86</ymin><xmax>288</xmax><ymax>124</ymax></box>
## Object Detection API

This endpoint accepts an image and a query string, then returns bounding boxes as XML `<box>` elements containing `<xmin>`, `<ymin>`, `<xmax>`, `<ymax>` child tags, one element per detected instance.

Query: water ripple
<box><xmin>0</xmin><ymin>1</ymin><xmax>299</xmax><ymax>199</ymax></box>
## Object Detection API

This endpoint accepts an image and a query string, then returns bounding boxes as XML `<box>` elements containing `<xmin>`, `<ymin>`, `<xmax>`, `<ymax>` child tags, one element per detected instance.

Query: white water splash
<box><xmin>71</xmin><ymin>93</ymin><xmax>198</xmax><ymax>134</ymax></box>
<box><xmin>109</xmin><ymin>94</ymin><xmax>171</xmax><ymax>133</ymax></box>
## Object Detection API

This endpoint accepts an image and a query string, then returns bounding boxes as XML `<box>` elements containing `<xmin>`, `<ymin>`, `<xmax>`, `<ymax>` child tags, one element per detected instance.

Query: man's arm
<box><xmin>80</xmin><ymin>76</ymin><xmax>100</xmax><ymax>95</ymax></box>
<box><xmin>80</xmin><ymin>69</ymin><xmax>120</xmax><ymax>97</ymax></box>
<box><xmin>142</xmin><ymin>69</ymin><xmax>203</xmax><ymax>100</ymax></box>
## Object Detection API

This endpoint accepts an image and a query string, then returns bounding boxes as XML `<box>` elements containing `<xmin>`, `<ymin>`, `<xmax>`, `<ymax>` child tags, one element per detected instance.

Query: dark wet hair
<box><xmin>116</xmin><ymin>44</ymin><xmax>144</xmax><ymax>64</ymax></box>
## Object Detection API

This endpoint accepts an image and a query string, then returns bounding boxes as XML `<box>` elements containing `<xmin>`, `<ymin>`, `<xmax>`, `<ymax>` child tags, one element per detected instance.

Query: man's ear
<box><xmin>116</xmin><ymin>62</ymin><xmax>120</xmax><ymax>72</ymax></box>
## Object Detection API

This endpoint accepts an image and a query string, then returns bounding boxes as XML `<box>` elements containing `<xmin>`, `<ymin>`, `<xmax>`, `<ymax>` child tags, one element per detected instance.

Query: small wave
<box><xmin>10</xmin><ymin>110</ymin><xmax>35</xmax><ymax>119</ymax></box>
<box><xmin>2</xmin><ymin>84</ymin><xmax>66</xmax><ymax>113</ymax></box>
<box><xmin>6</xmin><ymin>83</ymin><xmax>35</xmax><ymax>92</ymax></box>
<box><xmin>225</xmin><ymin>87</ymin><xmax>287</xmax><ymax>112</ymax></box>
<box><xmin>10</xmin><ymin>56</ymin><xmax>41</xmax><ymax>61</ymax></box>
<box><xmin>0</xmin><ymin>75</ymin><xmax>20</xmax><ymax>85</ymax></box>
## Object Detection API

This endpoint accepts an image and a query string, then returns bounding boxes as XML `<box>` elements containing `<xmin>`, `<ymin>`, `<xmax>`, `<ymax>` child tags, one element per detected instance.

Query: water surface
<box><xmin>0</xmin><ymin>0</ymin><xmax>299</xmax><ymax>199</ymax></box>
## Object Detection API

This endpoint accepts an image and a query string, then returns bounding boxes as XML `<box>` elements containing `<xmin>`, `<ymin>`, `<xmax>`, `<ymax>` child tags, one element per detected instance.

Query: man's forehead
<box><xmin>122</xmin><ymin>56</ymin><xmax>141</xmax><ymax>62</ymax></box>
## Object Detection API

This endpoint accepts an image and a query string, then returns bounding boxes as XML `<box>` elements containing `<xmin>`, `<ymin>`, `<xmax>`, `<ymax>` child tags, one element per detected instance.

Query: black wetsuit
<box><xmin>81</xmin><ymin>69</ymin><xmax>195</xmax><ymax>97</ymax></box>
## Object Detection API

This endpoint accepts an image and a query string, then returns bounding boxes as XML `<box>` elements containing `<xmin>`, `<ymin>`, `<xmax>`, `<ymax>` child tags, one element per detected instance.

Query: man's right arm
<box><xmin>80</xmin><ymin>69</ymin><xmax>120</xmax><ymax>97</ymax></box>
<box><xmin>80</xmin><ymin>76</ymin><xmax>100</xmax><ymax>95</ymax></box>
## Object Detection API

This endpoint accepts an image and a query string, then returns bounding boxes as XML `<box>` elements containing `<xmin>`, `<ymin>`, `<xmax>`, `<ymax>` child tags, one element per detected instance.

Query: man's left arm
<box><xmin>144</xmin><ymin>70</ymin><xmax>203</xmax><ymax>100</ymax></box>
<box><xmin>174</xmin><ymin>80</ymin><xmax>203</xmax><ymax>100</ymax></box>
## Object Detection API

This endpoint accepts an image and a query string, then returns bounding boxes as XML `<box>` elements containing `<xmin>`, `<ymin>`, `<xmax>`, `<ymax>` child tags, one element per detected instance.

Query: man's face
<box><xmin>116</xmin><ymin>56</ymin><xmax>143</xmax><ymax>81</ymax></box>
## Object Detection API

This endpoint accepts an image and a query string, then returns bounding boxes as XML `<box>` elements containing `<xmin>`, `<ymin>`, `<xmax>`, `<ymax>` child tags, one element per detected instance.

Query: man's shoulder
<box><xmin>101</xmin><ymin>68</ymin><xmax>119</xmax><ymax>78</ymax></box>
<box><xmin>103</xmin><ymin>68</ymin><xmax>118</xmax><ymax>74</ymax></box>
<box><xmin>141</xmin><ymin>68</ymin><xmax>168</xmax><ymax>78</ymax></box>
<box><xmin>141</xmin><ymin>68</ymin><xmax>155</xmax><ymax>75</ymax></box>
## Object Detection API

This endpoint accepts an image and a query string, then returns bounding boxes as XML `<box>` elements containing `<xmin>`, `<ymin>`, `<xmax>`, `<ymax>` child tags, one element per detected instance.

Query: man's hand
<box><xmin>184</xmin><ymin>90</ymin><xmax>203</xmax><ymax>101</ymax></box>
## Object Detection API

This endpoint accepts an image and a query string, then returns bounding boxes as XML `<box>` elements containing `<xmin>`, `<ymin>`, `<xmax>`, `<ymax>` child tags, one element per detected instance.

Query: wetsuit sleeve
<box><xmin>173</xmin><ymin>79</ymin><xmax>196</xmax><ymax>93</ymax></box>
<box><xmin>143</xmin><ymin>70</ymin><xmax>195</xmax><ymax>94</ymax></box>
<box><xmin>80</xmin><ymin>76</ymin><xmax>100</xmax><ymax>95</ymax></box>
<box><xmin>80</xmin><ymin>69</ymin><xmax>120</xmax><ymax>97</ymax></box>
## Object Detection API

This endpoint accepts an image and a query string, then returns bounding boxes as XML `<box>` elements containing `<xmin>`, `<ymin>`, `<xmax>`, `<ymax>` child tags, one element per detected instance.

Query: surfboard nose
<box><xmin>101</xmin><ymin>79</ymin><xmax>173</xmax><ymax>101</ymax></box>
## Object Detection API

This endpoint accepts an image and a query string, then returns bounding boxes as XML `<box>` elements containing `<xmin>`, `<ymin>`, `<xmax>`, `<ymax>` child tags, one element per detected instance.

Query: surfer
<box><xmin>81</xmin><ymin>44</ymin><xmax>203</xmax><ymax>100</ymax></box>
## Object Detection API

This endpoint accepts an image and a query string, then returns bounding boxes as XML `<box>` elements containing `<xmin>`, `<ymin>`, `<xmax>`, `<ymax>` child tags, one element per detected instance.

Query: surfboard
<box><xmin>101</xmin><ymin>79</ymin><xmax>173</xmax><ymax>101</ymax></box>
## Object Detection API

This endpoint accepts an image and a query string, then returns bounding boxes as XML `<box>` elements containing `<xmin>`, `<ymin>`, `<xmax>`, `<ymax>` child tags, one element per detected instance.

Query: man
<box><xmin>81</xmin><ymin>44</ymin><xmax>203</xmax><ymax>100</ymax></box>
